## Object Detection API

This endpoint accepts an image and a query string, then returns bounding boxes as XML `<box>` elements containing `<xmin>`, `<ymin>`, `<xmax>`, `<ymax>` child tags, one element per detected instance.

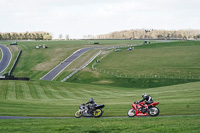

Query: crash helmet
<box><xmin>89</xmin><ymin>98</ymin><xmax>94</xmax><ymax>102</ymax></box>
<box><xmin>142</xmin><ymin>93</ymin><xmax>147</xmax><ymax>98</ymax></box>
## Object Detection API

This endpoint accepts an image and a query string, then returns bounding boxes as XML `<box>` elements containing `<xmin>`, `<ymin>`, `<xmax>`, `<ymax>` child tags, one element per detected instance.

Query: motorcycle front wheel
<box><xmin>74</xmin><ymin>110</ymin><xmax>82</xmax><ymax>118</ymax></box>
<box><xmin>148</xmin><ymin>107</ymin><xmax>160</xmax><ymax>117</ymax></box>
<box><xmin>93</xmin><ymin>109</ymin><xmax>103</xmax><ymax>118</ymax></box>
<box><xmin>127</xmin><ymin>108</ymin><xmax>136</xmax><ymax>117</ymax></box>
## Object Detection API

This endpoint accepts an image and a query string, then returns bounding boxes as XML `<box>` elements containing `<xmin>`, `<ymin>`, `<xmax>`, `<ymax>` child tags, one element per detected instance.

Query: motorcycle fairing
<box><xmin>95</xmin><ymin>104</ymin><xmax>105</xmax><ymax>109</ymax></box>
<box><xmin>149</xmin><ymin>102</ymin><xmax>159</xmax><ymax>106</ymax></box>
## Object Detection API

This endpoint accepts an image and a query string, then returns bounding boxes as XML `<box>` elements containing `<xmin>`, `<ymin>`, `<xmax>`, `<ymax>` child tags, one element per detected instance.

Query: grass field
<box><xmin>0</xmin><ymin>40</ymin><xmax>200</xmax><ymax>132</ymax></box>
<box><xmin>0</xmin><ymin>80</ymin><xmax>200</xmax><ymax>132</ymax></box>
<box><xmin>0</xmin><ymin>40</ymin><xmax>143</xmax><ymax>80</ymax></box>
<box><xmin>94</xmin><ymin>41</ymin><xmax>200</xmax><ymax>77</ymax></box>
<box><xmin>68</xmin><ymin>41</ymin><xmax>200</xmax><ymax>88</ymax></box>
<box><xmin>0</xmin><ymin>80</ymin><xmax>200</xmax><ymax>117</ymax></box>
<box><xmin>0</xmin><ymin>116</ymin><xmax>199</xmax><ymax>133</ymax></box>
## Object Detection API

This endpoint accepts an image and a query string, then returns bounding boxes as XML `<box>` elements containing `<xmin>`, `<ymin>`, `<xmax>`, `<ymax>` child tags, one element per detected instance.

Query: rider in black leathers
<box><xmin>86</xmin><ymin>98</ymin><xmax>97</xmax><ymax>114</ymax></box>
<box><xmin>138</xmin><ymin>93</ymin><xmax>154</xmax><ymax>113</ymax></box>
<box><xmin>138</xmin><ymin>93</ymin><xmax>154</xmax><ymax>104</ymax></box>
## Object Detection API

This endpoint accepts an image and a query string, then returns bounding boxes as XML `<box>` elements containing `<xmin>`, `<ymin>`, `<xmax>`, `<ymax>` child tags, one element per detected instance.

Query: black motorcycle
<box><xmin>74</xmin><ymin>103</ymin><xmax>105</xmax><ymax>118</ymax></box>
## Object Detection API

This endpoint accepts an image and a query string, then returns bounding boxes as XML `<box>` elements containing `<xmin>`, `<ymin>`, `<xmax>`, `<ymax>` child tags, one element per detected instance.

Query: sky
<box><xmin>0</xmin><ymin>0</ymin><xmax>200</xmax><ymax>39</ymax></box>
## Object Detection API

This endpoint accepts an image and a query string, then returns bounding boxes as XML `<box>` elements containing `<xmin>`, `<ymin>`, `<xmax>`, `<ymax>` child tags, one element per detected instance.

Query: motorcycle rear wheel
<box><xmin>74</xmin><ymin>111</ymin><xmax>82</xmax><ymax>118</ymax></box>
<box><xmin>148</xmin><ymin>107</ymin><xmax>159</xmax><ymax>117</ymax></box>
<box><xmin>93</xmin><ymin>109</ymin><xmax>103</xmax><ymax>118</ymax></box>
<box><xmin>127</xmin><ymin>109</ymin><xmax>136</xmax><ymax>117</ymax></box>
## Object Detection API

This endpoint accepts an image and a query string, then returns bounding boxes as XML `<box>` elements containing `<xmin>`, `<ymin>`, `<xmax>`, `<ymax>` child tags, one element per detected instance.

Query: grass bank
<box><xmin>0</xmin><ymin>40</ymin><xmax>143</xmax><ymax>80</ymax></box>
<box><xmin>68</xmin><ymin>41</ymin><xmax>200</xmax><ymax>88</ymax></box>
<box><xmin>0</xmin><ymin>116</ymin><xmax>199</xmax><ymax>133</ymax></box>
<box><xmin>0</xmin><ymin>80</ymin><xmax>200</xmax><ymax>117</ymax></box>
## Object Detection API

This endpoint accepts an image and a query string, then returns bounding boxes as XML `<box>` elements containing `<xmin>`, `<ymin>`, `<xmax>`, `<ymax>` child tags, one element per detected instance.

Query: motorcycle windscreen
<box><xmin>95</xmin><ymin>104</ymin><xmax>105</xmax><ymax>109</ymax></box>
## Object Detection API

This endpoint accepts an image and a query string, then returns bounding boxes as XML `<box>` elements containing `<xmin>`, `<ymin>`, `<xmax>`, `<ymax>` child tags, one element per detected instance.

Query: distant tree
<box><xmin>43</xmin><ymin>35</ymin><xmax>52</xmax><ymax>40</ymax></box>
<box><xmin>59</xmin><ymin>34</ymin><xmax>63</xmax><ymax>40</ymax></box>
<box><xmin>65</xmin><ymin>34</ymin><xmax>69</xmax><ymax>40</ymax></box>
<box><xmin>157</xmin><ymin>34</ymin><xmax>163</xmax><ymax>39</ymax></box>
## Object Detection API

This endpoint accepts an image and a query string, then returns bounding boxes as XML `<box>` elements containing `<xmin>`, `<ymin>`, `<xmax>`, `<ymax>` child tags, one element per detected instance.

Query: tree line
<box><xmin>0</xmin><ymin>32</ymin><xmax>52</xmax><ymax>40</ymax></box>
<box><xmin>97</xmin><ymin>29</ymin><xmax>200</xmax><ymax>40</ymax></box>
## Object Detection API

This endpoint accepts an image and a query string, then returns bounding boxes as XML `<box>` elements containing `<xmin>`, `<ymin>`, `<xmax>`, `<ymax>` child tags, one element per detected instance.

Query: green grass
<box><xmin>0</xmin><ymin>80</ymin><xmax>200</xmax><ymax>117</ymax></box>
<box><xmin>95</xmin><ymin>41</ymin><xmax>200</xmax><ymax>77</ymax></box>
<box><xmin>0</xmin><ymin>116</ymin><xmax>199</xmax><ymax>133</ymax></box>
<box><xmin>0</xmin><ymin>40</ymin><xmax>143</xmax><ymax>80</ymax></box>
<box><xmin>68</xmin><ymin>41</ymin><xmax>200</xmax><ymax>88</ymax></box>
<box><xmin>0</xmin><ymin>40</ymin><xmax>200</xmax><ymax>132</ymax></box>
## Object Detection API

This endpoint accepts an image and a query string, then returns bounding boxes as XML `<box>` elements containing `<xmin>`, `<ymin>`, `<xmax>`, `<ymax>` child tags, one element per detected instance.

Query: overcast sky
<box><xmin>0</xmin><ymin>0</ymin><xmax>200</xmax><ymax>39</ymax></box>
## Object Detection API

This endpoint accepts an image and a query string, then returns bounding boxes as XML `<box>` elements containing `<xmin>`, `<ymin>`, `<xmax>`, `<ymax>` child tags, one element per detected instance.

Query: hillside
<box><xmin>0</xmin><ymin>80</ymin><xmax>200</xmax><ymax>117</ymax></box>
<box><xmin>69</xmin><ymin>41</ymin><xmax>200</xmax><ymax>88</ymax></box>
<box><xmin>0</xmin><ymin>40</ymin><xmax>200</xmax><ymax>132</ymax></box>
<box><xmin>0</xmin><ymin>40</ymin><xmax>143</xmax><ymax>80</ymax></box>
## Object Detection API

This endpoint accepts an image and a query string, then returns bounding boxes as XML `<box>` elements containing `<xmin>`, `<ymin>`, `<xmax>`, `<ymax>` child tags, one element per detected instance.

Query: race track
<box><xmin>0</xmin><ymin>44</ymin><xmax>12</xmax><ymax>73</ymax></box>
<box><xmin>41</xmin><ymin>47</ymin><xmax>98</xmax><ymax>81</ymax></box>
<box><xmin>0</xmin><ymin>115</ymin><xmax>199</xmax><ymax>119</ymax></box>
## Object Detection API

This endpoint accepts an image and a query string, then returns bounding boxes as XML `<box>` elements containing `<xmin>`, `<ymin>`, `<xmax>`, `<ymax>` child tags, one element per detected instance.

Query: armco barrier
<box><xmin>8</xmin><ymin>49</ymin><xmax>22</xmax><ymax>76</ymax></box>
<box><xmin>0</xmin><ymin>76</ymin><xmax>29</xmax><ymax>81</ymax></box>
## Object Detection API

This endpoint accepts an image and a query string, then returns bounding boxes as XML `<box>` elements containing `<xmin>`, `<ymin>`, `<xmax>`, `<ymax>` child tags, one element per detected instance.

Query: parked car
<box><xmin>115</xmin><ymin>49</ymin><xmax>121</xmax><ymax>52</ymax></box>
<box><xmin>10</xmin><ymin>42</ymin><xmax>17</xmax><ymax>45</ymax></box>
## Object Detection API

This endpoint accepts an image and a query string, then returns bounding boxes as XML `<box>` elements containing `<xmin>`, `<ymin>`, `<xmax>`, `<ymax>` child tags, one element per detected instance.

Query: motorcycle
<box><xmin>127</xmin><ymin>101</ymin><xmax>159</xmax><ymax>117</ymax></box>
<box><xmin>74</xmin><ymin>103</ymin><xmax>105</xmax><ymax>118</ymax></box>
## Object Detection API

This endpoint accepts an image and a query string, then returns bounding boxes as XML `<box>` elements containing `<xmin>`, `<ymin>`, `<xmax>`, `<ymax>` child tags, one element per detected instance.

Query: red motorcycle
<box><xmin>127</xmin><ymin>101</ymin><xmax>160</xmax><ymax>117</ymax></box>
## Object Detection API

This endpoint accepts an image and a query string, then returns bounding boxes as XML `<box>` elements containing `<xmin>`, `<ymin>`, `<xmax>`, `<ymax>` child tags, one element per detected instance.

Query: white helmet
<box><xmin>142</xmin><ymin>93</ymin><xmax>147</xmax><ymax>98</ymax></box>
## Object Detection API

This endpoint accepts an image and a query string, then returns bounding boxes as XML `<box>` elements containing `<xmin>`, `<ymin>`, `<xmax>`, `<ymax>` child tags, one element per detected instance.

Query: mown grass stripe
<box><xmin>34</xmin><ymin>85</ymin><xmax>49</xmax><ymax>99</ymax></box>
<box><xmin>42</xmin><ymin>85</ymin><xmax>57</xmax><ymax>99</ymax></box>
<box><xmin>66</xmin><ymin>87</ymin><xmax>89</xmax><ymax>98</ymax></box>
<box><xmin>46</xmin><ymin>86</ymin><xmax>65</xmax><ymax>99</ymax></box>
<box><xmin>6</xmin><ymin>81</ymin><xmax>16</xmax><ymax>100</ymax></box>
<box><xmin>60</xmin><ymin>87</ymin><xmax>77</xmax><ymax>99</ymax></box>
<box><xmin>54</xmin><ymin>86</ymin><xmax>69</xmax><ymax>98</ymax></box>
<box><xmin>0</xmin><ymin>81</ymin><xmax>7</xmax><ymax>100</ymax></box>
<box><xmin>77</xmin><ymin>89</ymin><xmax>92</xmax><ymax>98</ymax></box>
<box><xmin>29</xmin><ymin>84</ymin><xmax>40</xmax><ymax>99</ymax></box>
<box><xmin>20</xmin><ymin>82</ymin><xmax>33</xmax><ymax>100</ymax></box>
<box><xmin>15</xmin><ymin>81</ymin><xmax>24</xmax><ymax>100</ymax></box>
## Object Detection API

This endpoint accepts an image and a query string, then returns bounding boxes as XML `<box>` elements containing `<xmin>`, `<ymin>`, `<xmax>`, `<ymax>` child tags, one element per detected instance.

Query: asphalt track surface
<box><xmin>41</xmin><ymin>47</ymin><xmax>99</xmax><ymax>81</ymax></box>
<box><xmin>0</xmin><ymin>44</ymin><xmax>12</xmax><ymax>73</ymax></box>
<box><xmin>0</xmin><ymin>115</ymin><xmax>200</xmax><ymax>119</ymax></box>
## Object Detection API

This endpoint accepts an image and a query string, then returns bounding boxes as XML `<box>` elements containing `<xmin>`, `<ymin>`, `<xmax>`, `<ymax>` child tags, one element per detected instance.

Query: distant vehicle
<box><xmin>127</xmin><ymin>47</ymin><xmax>132</xmax><ymax>51</ymax></box>
<box><xmin>10</xmin><ymin>42</ymin><xmax>17</xmax><ymax>45</ymax></box>
<box><xmin>115</xmin><ymin>49</ymin><xmax>121</xmax><ymax>52</ymax></box>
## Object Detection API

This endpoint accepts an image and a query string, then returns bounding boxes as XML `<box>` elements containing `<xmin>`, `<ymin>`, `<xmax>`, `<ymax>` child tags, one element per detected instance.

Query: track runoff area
<box><xmin>0</xmin><ymin>115</ymin><xmax>200</xmax><ymax>119</ymax></box>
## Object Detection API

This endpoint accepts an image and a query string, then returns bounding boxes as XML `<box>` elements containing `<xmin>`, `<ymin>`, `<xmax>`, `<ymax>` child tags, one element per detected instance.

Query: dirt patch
<box><xmin>93</xmin><ymin>80</ymin><xmax>114</xmax><ymax>84</ymax></box>
<box><xmin>101</xmin><ymin>50</ymin><xmax>111</xmax><ymax>55</ymax></box>
<box><xmin>82</xmin><ymin>67</ymin><xmax>100</xmax><ymax>77</ymax></box>
<box><xmin>34</xmin><ymin>47</ymin><xmax>76</xmax><ymax>71</ymax></box>
<box><xmin>8</xmin><ymin>45</ymin><xmax>19</xmax><ymax>52</ymax></box>
<box><xmin>34</xmin><ymin>58</ymin><xmax>61</xmax><ymax>71</ymax></box>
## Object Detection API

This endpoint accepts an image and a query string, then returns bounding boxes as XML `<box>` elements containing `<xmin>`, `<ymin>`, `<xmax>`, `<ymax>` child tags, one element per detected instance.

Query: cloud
<box><xmin>0</xmin><ymin>0</ymin><xmax>200</xmax><ymax>38</ymax></box>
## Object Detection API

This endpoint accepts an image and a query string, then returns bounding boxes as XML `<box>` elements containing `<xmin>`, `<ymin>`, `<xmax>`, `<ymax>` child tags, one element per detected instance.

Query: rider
<box><xmin>138</xmin><ymin>93</ymin><xmax>154</xmax><ymax>105</ymax></box>
<box><xmin>86</xmin><ymin>98</ymin><xmax>97</xmax><ymax>114</ymax></box>
<box><xmin>138</xmin><ymin>93</ymin><xmax>154</xmax><ymax>113</ymax></box>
